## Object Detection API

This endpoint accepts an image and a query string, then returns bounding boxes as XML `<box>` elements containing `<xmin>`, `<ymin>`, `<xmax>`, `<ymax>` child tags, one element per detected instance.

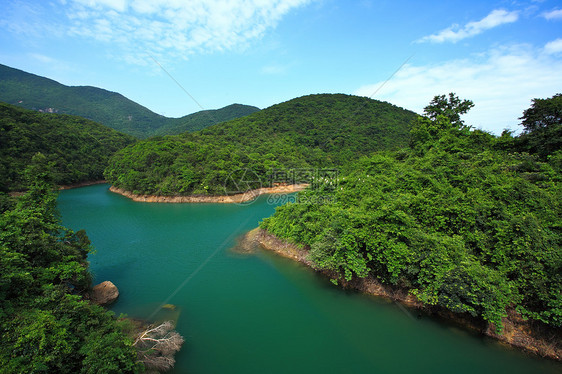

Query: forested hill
<box><xmin>0</xmin><ymin>102</ymin><xmax>136</xmax><ymax>192</ymax></box>
<box><xmin>104</xmin><ymin>94</ymin><xmax>417</xmax><ymax>196</ymax></box>
<box><xmin>0</xmin><ymin>63</ymin><xmax>169</xmax><ymax>138</ymax></box>
<box><xmin>155</xmin><ymin>104</ymin><xmax>260</xmax><ymax>136</ymax></box>
<box><xmin>0</xmin><ymin>63</ymin><xmax>259</xmax><ymax>138</ymax></box>
<box><xmin>261</xmin><ymin>94</ymin><xmax>562</xmax><ymax>338</ymax></box>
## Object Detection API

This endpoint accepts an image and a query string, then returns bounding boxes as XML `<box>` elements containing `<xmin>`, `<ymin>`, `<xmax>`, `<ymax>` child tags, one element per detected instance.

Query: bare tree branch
<box><xmin>133</xmin><ymin>321</ymin><xmax>184</xmax><ymax>372</ymax></box>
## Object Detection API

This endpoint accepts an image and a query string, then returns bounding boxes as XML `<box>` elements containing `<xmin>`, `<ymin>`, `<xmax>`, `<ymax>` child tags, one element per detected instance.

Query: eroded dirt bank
<box><xmin>240</xmin><ymin>228</ymin><xmax>561</xmax><ymax>362</ymax></box>
<box><xmin>109</xmin><ymin>184</ymin><xmax>308</xmax><ymax>203</ymax></box>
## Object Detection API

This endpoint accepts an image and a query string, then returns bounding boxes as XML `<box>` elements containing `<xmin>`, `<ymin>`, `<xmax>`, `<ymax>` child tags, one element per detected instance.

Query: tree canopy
<box><xmin>105</xmin><ymin>94</ymin><xmax>417</xmax><ymax>196</ymax></box>
<box><xmin>0</xmin><ymin>102</ymin><xmax>136</xmax><ymax>192</ymax></box>
<box><xmin>0</xmin><ymin>159</ymin><xmax>142</xmax><ymax>373</ymax></box>
<box><xmin>423</xmin><ymin>92</ymin><xmax>475</xmax><ymax>129</ymax></box>
<box><xmin>153</xmin><ymin>104</ymin><xmax>260</xmax><ymax>136</ymax></box>
<box><xmin>260</xmin><ymin>96</ymin><xmax>561</xmax><ymax>332</ymax></box>
<box><xmin>515</xmin><ymin>93</ymin><xmax>562</xmax><ymax>159</ymax></box>
<box><xmin>3</xmin><ymin>88</ymin><xmax>560</xmax><ymax>369</ymax></box>
<box><xmin>520</xmin><ymin>93</ymin><xmax>562</xmax><ymax>133</ymax></box>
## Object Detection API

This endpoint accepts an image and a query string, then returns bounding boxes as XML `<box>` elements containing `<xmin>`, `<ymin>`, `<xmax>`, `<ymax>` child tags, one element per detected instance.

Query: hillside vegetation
<box><xmin>261</xmin><ymin>94</ymin><xmax>562</xmax><ymax>332</ymax></box>
<box><xmin>0</xmin><ymin>64</ymin><xmax>168</xmax><ymax>138</ymax></box>
<box><xmin>1</xmin><ymin>156</ymin><xmax>188</xmax><ymax>372</ymax></box>
<box><xmin>104</xmin><ymin>94</ymin><xmax>417</xmax><ymax>195</ymax></box>
<box><xmin>0</xmin><ymin>102</ymin><xmax>135</xmax><ymax>192</ymax></box>
<box><xmin>0</xmin><ymin>64</ymin><xmax>258</xmax><ymax>138</ymax></box>
<box><xmin>0</xmin><ymin>158</ymin><xmax>142</xmax><ymax>373</ymax></box>
<box><xmin>154</xmin><ymin>103</ymin><xmax>259</xmax><ymax>136</ymax></box>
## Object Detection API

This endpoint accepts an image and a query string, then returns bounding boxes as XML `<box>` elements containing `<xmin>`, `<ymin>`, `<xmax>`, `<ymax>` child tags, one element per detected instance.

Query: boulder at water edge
<box><xmin>91</xmin><ymin>281</ymin><xmax>119</xmax><ymax>305</ymax></box>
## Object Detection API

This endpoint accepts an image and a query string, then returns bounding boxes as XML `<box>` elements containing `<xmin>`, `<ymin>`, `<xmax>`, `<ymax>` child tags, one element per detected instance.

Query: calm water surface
<box><xmin>58</xmin><ymin>184</ymin><xmax>560</xmax><ymax>374</ymax></box>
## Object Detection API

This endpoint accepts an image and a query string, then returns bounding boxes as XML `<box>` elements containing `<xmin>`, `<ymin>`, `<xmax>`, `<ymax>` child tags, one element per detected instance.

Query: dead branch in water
<box><xmin>133</xmin><ymin>321</ymin><xmax>184</xmax><ymax>372</ymax></box>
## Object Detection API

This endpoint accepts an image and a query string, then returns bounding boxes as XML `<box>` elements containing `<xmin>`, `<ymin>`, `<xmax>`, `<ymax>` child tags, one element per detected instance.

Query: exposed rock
<box><xmin>246</xmin><ymin>228</ymin><xmax>422</xmax><ymax>308</ymax></box>
<box><xmin>91</xmin><ymin>281</ymin><xmax>119</xmax><ymax>306</ymax></box>
<box><xmin>162</xmin><ymin>304</ymin><xmax>176</xmax><ymax>311</ymax></box>
<box><xmin>245</xmin><ymin>228</ymin><xmax>562</xmax><ymax>362</ymax></box>
<box><xmin>109</xmin><ymin>184</ymin><xmax>309</xmax><ymax>204</ymax></box>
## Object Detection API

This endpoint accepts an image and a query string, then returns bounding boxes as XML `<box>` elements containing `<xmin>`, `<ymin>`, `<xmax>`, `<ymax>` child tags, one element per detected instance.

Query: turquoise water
<box><xmin>58</xmin><ymin>184</ymin><xmax>560</xmax><ymax>374</ymax></box>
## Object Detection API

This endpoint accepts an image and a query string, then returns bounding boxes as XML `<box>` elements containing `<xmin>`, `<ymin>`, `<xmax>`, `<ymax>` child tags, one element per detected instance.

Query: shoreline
<box><xmin>58</xmin><ymin>180</ymin><xmax>107</xmax><ymax>190</ymax></box>
<box><xmin>8</xmin><ymin>180</ymin><xmax>107</xmax><ymax>197</ymax></box>
<box><xmin>241</xmin><ymin>228</ymin><xmax>561</xmax><ymax>362</ymax></box>
<box><xmin>108</xmin><ymin>184</ymin><xmax>309</xmax><ymax>203</ymax></box>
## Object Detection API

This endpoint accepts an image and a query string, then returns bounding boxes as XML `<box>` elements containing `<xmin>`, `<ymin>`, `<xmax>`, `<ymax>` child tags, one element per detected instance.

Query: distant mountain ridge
<box><xmin>0</xmin><ymin>63</ymin><xmax>259</xmax><ymax>138</ymax></box>
<box><xmin>156</xmin><ymin>103</ymin><xmax>260</xmax><ymax>136</ymax></box>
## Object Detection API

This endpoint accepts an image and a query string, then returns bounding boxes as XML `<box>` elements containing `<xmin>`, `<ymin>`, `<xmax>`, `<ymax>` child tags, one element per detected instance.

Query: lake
<box><xmin>58</xmin><ymin>184</ymin><xmax>560</xmax><ymax>374</ymax></box>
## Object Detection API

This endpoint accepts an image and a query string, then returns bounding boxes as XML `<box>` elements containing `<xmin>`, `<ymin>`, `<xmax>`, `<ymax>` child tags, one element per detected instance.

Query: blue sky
<box><xmin>1</xmin><ymin>0</ymin><xmax>561</xmax><ymax>134</ymax></box>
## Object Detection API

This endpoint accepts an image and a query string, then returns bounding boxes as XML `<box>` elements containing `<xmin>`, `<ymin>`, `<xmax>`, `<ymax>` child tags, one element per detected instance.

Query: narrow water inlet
<box><xmin>58</xmin><ymin>184</ymin><xmax>561</xmax><ymax>374</ymax></box>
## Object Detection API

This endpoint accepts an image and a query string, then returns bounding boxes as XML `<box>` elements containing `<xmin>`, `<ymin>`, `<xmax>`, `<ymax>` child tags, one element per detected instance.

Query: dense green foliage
<box><xmin>423</xmin><ymin>93</ymin><xmax>474</xmax><ymax>128</ymax></box>
<box><xmin>515</xmin><ymin>93</ymin><xmax>562</xmax><ymax>160</ymax></box>
<box><xmin>0</xmin><ymin>156</ymin><xmax>142</xmax><ymax>373</ymax></box>
<box><xmin>154</xmin><ymin>104</ymin><xmax>260</xmax><ymax>136</ymax></box>
<box><xmin>520</xmin><ymin>93</ymin><xmax>562</xmax><ymax>133</ymax></box>
<box><xmin>260</xmin><ymin>97</ymin><xmax>561</xmax><ymax>331</ymax></box>
<box><xmin>0</xmin><ymin>64</ymin><xmax>258</xmax><ymax>138</ymax></box>
<box><xmin>105</xmin><ymin>94</ymin><xmax>416</xmax><ymax>195</ymax></box>
<box><xmin>0</xmin><ymin>102</ymin><xmax>135</xmax><ymax>192</ymax></box>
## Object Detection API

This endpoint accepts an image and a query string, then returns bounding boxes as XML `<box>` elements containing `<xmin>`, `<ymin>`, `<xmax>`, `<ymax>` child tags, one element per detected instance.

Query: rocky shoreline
<box><xmin>108</xmin><ymin>184</ymin><xmax>308</xmax><ymax>203</ymax></box>
<box><xmin>240</xmin><ymin>227</ymin><xmax>561</xmax><ymax>362</ymax></box>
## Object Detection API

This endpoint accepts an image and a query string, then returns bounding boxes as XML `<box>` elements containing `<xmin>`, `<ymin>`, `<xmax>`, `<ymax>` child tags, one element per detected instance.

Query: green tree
<box><xmin>520</xmin><ymin>93</ymin><xmax>562</xmax><ymax>133</ymax></box>
<box><xmin>105</xmin><ymin>94</ymin><xmax>417</xmax><ymax>196</ymax></box>
<box><xmin>0</xmin><ymin>160</ymin><xmax>142</xmax><ymax>373</ymax></box>
<box><xmin>517</xmin><ymin>93</ymin><xmax>562</xmax><ymax>159</ymax></box>
<box><xmin>423</xmin><ymin>93</ymin><xmax>474</xmax><ymax>129</ymax></box>
<box><xmin>261</xmin><ymin>94</ymin><xmax>561</xmax><ymax>332</ymax></box>
<box><xmin>0</xmin><ymin>102</ymin><xmax>135</xmax><ymax>192</ymax></box>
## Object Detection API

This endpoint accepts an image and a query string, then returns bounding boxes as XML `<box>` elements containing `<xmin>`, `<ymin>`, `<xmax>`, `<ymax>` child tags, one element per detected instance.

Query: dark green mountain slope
<box><xmin>0</xmin><ymin>102</ymin><xmax>135</xmax><ymax>191</ymax></box>
<box><xmin>156</xmin><ymin>104</ymin><xmax>259</xmax><ymax>136</ymax></box>
<box><xmin>105</xmin><ymin>94</ymin><xmax>417</xmax><ymax>195</ymax></box>
<box><xmin>0</xmin><ymin>63</ymin><xmax>169</xmax><ymax>138</ymax></box>
<box><xmin>0</xmin><ymin>63</ymin><xmax>258</xmax><ymax>138</ymax></box>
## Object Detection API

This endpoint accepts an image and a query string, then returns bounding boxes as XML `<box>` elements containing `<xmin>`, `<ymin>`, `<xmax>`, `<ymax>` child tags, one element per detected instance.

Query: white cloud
<box><xmin>0</xmin><ymin>1</ymin><xmax>62</xmax><ymax>38</ymax></box>
<box><xmin>418</xmin><ymin>9</ymin><xmax>519</xmax><ymax>44</ymax></box>
<box><xmin>73</xmin><ymin>0</ymin><xmax>127</xmax><ymax>12</ymax></box>
<box><xmin>354</xmin><ymin>44</ymin><xmax>562</xmax><ymax>134</ymax></box>
<box><xmin>29</xmin><ymin>53</ymin><xmax>57</xmax><ymax>64</ymax></box>
<box><xmin>542</xmin><ymin>8</ymin><xmax>562</xmax><ymax>20</ymax></box>
<box><xmin>261</xmin><ymin>65</ymin><xmax>288</xmax><ymax>75</ymax></box>
<box><xmin>62</xmin><ymin>0</ymin><xmax>313</xmax><ymax>63</ymax></box>
<box><xmin>544</xmin><ymin>38</ymin><xmax>562</xmax><ymax>54</ymax></box>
